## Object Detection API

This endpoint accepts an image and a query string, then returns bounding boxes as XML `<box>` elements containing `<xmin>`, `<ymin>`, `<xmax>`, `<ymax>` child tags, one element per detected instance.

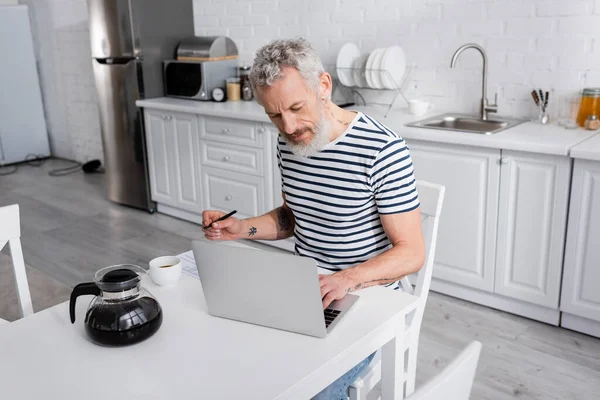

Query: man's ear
<box><xmin>319</xmin><ymin>72</ymin><xmax>333</xmax><ymax>101</ymax></box>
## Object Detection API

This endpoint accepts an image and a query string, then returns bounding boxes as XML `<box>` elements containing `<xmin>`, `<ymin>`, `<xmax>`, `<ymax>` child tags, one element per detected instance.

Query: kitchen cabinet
<box><xmin>143</xmin><ymin>109</ymin><xmax>274</xmax><ymax>225</ymax></box>
<box><xmin>495</xmin><ymin>151</ymin><xmax>570</xmax><ymax>309</ymax></box>
<box><xmin>410</xmin><ymin>140</ymin><xmax>570</xmax><ymax>324</ymax></box>
<box><xmin>409</xmin><ymin>141</ymin><xmax>500</xmax><ymax>293</ymax></box>
<box><xmin>145</xmin><ymin>110</ymin><xmax>201</xmax><ymax>213</ymax></box>
<box><xmin>560</xmin><ymin>159</ymin><xmax>600</xmax><ymax>338</ymax></box>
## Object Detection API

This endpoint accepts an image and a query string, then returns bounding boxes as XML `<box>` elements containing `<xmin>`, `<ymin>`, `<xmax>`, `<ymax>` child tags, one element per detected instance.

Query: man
<box><xmin>202</xmin><ymin>38</ymin><xmax>425</xmax><ymax>400</ymax></box>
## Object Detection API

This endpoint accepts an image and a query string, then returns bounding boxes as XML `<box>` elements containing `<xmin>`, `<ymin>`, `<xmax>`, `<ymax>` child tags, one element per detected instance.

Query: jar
<box><xmin>239</xmin><ymin>65</ymin><xmax>253</xmax><ymax>101</ymax></box>
<box><xmin>584</xmin><ymin>115</ymin><xmax>600</xmax><ymax>131</ymax></box>
<box><xmin>576</xmin><ymin>88</ymin><xmax>600</xmax><ymax>127</ymax></box>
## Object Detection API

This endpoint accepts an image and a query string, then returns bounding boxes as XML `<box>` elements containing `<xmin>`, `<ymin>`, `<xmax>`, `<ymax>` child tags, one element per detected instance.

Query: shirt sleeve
<box><xmin>369</xmin><ymin>138</ymin><xmax>420</xmax><ymax>214</ymax></box>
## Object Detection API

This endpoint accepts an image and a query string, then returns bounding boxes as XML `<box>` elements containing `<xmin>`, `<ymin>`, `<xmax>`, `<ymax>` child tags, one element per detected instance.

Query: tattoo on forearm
<box><xmin>277</xmin><ymin>207</ymin><xmax>293</xmax><ymax>232</ymax></box>
<box><xmin>351</xmin><ymin>276</ymin><xmax>404</xmax><ymax>291</ymax></box>
<box><xmin>248</xmin><ymin>226</ymin><xmax>257</xmax><ymax>236</ymax></box>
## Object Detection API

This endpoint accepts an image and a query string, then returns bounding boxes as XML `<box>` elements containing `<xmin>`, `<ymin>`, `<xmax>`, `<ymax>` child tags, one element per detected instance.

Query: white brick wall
<box><xmin>21</xmin><ymin>0</ymin><xmax>600</xmax><ymax>164</ymax></box>
<box><xmin>194</xmin><ymin>0</ymin><xmax>600</xmax><ymax>118</ymax></box>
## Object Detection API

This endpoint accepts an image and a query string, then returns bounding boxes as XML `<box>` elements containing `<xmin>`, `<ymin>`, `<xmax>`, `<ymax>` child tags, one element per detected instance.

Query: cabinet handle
<box><xmin>258</xmin><ymin>127</ymin><xmax>265</xmax><ymax>134</ymax></box>
<box><xmin>221</xmin><ymin>128</ymin><xmax>230</xmax><ymax>134</ymax></box>
<box><xmin>225</xmin><ymin>195</ymin><xmax>232</xmax><ymax>201</ymax></box>
<box><xmin>166</xmin><ymin>115</ymin><xmax>172</xmax><ymax>120</ymax></box>
<box><xmin>501</xmin><ymin>157</ymin><xmax>508</xmax><ymax>164</ymax></box>
<box><xmin>223</xmin><ymin>156</ymin><xmax>231</xmax><ymax>162</ymax></box>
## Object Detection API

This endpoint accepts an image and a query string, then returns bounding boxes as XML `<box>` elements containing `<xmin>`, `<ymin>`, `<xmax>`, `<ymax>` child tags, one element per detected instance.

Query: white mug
<box><xmin>149</xmin><ymin>255</ymin><xmax>182</xmax><ymax>287</ymax></box>
<box><xmin>408</xmin><ymin>99</ymin><xmax>434</xmax><ymax>116</ymax></box>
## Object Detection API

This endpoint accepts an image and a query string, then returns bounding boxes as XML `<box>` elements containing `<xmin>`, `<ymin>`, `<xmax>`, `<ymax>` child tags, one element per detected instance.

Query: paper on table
<box><xmin>177</xmin><ymin>250</ymin><xmax>199</xmax><ymax>279</ymax></box>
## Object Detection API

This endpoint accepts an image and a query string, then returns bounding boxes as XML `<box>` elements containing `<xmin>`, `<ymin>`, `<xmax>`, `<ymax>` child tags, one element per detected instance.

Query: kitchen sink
<box><xmin>406</xmin><ymin>113</ymin><xmax>525</xmax><ymax>135</ymax></box>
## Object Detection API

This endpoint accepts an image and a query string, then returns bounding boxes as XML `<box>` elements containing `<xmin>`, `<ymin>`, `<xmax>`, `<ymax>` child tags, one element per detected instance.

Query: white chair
<box><xmin>349</xmin><ymin>180</ymin><xmax>445</xmax><ymax>400</ymax></box>
<box><xmin>404</xmin><ymin>341</ymin><xmax>482</xmax><ymax>400</ymax></box>
<box><xmin>0</xmin><ymin>204</ymin><xmax>34</xmax><ymax>324</ymax></box>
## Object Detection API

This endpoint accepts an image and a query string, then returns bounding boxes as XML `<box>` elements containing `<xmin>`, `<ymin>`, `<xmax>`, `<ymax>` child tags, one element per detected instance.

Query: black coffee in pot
<box><xmin>84</xmin><ymin>296</ymin><xmax>162</xmax><ymax>346</ymax></box>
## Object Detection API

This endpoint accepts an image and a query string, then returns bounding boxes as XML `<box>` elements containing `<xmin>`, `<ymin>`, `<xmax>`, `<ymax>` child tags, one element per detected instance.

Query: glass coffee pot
<box><xmin>70</xmin><ymin>264</ymin><xmax>163</xmax><ymax>346</ymax></box>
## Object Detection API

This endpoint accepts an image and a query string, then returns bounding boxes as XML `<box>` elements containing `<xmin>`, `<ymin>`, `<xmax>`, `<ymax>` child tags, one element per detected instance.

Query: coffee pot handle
<box><xmin>69</xmin><ymin>283</ymin><xmax>101</xmax><ymax>323</ymax></box>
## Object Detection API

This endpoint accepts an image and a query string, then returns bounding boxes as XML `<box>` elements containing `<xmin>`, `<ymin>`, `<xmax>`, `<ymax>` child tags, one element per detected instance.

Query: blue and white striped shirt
<box><xmin>277</xmin><ymin>112</ymin><xmax>420</xmax><ymax>271</ymax></box>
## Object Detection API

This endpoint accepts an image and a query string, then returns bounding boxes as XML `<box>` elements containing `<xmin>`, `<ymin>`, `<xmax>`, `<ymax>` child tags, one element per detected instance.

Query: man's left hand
<box><xmin>319</xmin><ymin>273</ymin><xmax>351</xmax><ymax>309</ymax></box>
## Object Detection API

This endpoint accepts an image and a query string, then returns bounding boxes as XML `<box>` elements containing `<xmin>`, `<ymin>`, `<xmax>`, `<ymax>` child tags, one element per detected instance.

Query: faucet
<box><xmin>450</xmin><ymin>43</ymin><xmax>498</xmax><ymax>121</ymax></box>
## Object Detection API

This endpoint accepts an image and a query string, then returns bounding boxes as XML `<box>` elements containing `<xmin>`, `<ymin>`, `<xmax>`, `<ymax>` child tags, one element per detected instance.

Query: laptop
<box><xmin>191</xmin><ymin>240</ymin><xmax>359</xmax><ymax>338</ymax></box>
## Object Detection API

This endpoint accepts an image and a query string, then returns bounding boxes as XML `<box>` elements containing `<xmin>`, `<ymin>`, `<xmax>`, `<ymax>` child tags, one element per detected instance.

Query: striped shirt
<box><xmin>277</xmin><ymin>112</ymin><xmax>420</xmax><ymax>272</ymax></box>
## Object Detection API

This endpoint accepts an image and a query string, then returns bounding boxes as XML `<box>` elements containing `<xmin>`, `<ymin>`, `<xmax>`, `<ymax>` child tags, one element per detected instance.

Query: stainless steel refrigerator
<box><xmin>88</xmin><ymin>0</ymin><xmax>194</xmax><ymax>212</ymax></box>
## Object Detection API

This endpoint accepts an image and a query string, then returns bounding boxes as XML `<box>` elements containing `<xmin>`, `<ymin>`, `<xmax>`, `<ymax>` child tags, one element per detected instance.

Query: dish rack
<box><xmin>329</xmin><ymin>64</ymin><xmax>413</xmax><ymax>118</ymax></box>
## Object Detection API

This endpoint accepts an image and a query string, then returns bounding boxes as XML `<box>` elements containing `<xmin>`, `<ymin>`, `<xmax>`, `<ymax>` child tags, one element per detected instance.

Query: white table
<box><xmin>0</xmin><ymin>242</ymin><xmax>419</xmax><ymax>400</ymax></box>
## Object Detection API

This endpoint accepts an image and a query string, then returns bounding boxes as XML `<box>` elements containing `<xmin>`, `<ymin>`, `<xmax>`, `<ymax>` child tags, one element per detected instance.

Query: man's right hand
<box><xmin>202</xmin><ymin>210</ymin><xmax>244</xmax><ymax>241</ymax></box>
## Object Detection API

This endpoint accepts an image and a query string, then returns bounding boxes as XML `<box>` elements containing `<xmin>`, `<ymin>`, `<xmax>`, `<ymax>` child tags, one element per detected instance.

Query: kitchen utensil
<box><xmin>336</xmin><ymin>42</ymin><xmax>361</xmax><ymax>87</ymax></box>
<box><xmin>366</xmin><ymin>48</ymin><xmax>386</xmax><ymax>89</ymax></box>
<box><xmin>576</xmin><ymin>88</ymin><xmax>600</xmax><ymax>127</ymax></box>
<box><xmin>380</xmin><ymin>45</ymin><xmax>406</xmax><ymax>89</ymax></box>
<box><xmin>69</xmin><ymin>264</ymin><xmax>163</xmax><ymax>346</ymax></box>
<box><xmin>532</xmin><ymin>90</ymin><xmax>540</xmax><ymax>107</ymax></box>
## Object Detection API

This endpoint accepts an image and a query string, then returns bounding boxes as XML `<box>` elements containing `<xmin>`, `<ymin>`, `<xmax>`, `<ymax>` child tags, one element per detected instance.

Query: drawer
<box><xmin>201</xmin><ymin>116</ymin><xmax>264</xmax><ymax>148</ymax></box>
<box><xmin>202</xmin><ymin>166</ymin><xmax>266</xmax><ymax>219</ymax></box>
<box><xmin>200</xmin><ymin>140</ymin><xmax>264</xmax><ymax>177</ymax></box>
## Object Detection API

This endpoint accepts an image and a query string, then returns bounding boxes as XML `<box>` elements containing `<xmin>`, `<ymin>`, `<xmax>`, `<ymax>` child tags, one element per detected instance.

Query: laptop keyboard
<box><xmin>324</xmin><ymin>308</ymin><xmax>341</xmax><ymax>328</ymax></box>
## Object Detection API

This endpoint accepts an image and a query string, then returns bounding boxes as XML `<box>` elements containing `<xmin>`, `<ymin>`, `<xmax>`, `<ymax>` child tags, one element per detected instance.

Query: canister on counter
<box><xmin>226</xmin><ymin>77</ymin><xmax>241</xmax><ymax>101</ymax></box>
<box><xmin>576</xmin><ymin>88</ymin><xmax>600</xmax><ymax>127</ymax></box>
<box><xmin>239</xmin><ymin>65</ymin><xmax>253</xmax><ymax>101</ymax></box>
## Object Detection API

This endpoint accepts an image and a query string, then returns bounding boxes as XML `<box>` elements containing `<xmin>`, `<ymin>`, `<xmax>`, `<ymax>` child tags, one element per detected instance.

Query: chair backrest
<box><xmin>0</xmin><ymin>204</ymin><xmax>34</xmax><ymax>318</ymax></box>
<box><xmin>398</xmin><ymin>180</ymin><xmax>445</xmax><ymax>297</ymax></box>
<box><xmin>405</xmin><ymin>341</ymin><xmax>482</xmax><ymax>400</ymax></box>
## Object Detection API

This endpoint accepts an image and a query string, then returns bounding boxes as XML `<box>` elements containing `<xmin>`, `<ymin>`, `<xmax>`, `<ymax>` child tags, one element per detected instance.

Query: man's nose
<box><xmin>281</xmin><ymin>114</ymin><xmax>297</xmax><ymax>135</ymax></box>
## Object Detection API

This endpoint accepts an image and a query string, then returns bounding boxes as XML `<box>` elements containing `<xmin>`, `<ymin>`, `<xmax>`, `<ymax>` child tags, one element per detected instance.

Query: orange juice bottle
<box><xmin>577</xmin><ymin>88</ymin><xmax>600</xmax><ymax>127</ymax></box>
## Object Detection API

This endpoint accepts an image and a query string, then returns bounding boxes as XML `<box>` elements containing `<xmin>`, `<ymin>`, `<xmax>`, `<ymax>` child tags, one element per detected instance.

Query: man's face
<box><xmin>257</xmin><ymin>67</ymin><xmax>329</xmax><ymax>157</ymax></box>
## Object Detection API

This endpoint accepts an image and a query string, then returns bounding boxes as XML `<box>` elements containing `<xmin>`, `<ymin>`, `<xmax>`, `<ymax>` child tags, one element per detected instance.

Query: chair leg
<box><xmin>405</xmin><ymin>341</ymin><xmax>419</xmax><ymax>396</ymax></box>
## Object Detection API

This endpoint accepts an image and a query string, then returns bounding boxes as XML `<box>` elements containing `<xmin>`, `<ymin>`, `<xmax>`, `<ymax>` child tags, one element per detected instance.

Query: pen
<box><xmin>203</xmin><ymin>210</ymin><xmax>237</xmax><ymax>229</ymax></box>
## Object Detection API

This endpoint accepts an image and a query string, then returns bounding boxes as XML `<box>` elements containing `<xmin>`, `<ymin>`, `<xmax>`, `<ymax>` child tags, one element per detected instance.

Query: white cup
<box><xmin>408</xmin><ymin>99</ymin><xmax>434</xmax><ymax>116</ymax></box>
<box><xmin>149</xmin><ymin>256</ymin><xmax>182</xmax><ymax>287</ymax></box>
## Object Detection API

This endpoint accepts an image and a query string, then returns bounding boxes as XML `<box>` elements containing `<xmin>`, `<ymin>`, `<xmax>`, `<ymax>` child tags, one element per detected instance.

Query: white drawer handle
<box><xmin>225</xmin><ymin>195</ymin><xmax>232</xmax><ymax>201</ymax></box>
<box><xmin>165</xmin><ymin>115</ymin><xmax>172</xmax><ymax>120</ymax></box>
<box><xmin>221</xmin><ymin>128</ymin><xmax>230</xmax><ymax>134</ymax></box>
<box><xmin>501</xmin><ymin>157</ymin><xmax>508</xmax><ymax>164</ymax></box>
<box><xmin>223</xmin><ymin>156</ymin><xmax>231</xmax><ymax>162</ymax></box>
<box><xmin>258</xmin><ymin>127</ymin><xmax>265</xmax><ymax>133</ymax></box>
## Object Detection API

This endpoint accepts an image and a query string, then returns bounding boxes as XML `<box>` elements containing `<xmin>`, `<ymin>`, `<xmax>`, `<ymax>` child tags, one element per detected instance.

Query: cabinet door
<box><xmin>495</xmin><ymin>151</ymin><xmax>570</xmax><ymax>308</ymax></box>
<box><xmin>409</xmin><ymin>141</ymin><xmax>500</xmax><ymax>292</ymax></box>
<box><xmin>145</xmin><ymin>110</ymin><xmax>177</xmax><ymax>206</ymax></box>
<box><xmin>171</xmin><ymin>112</ymin><xmax>201</xmax><ymax>213</ymax></box>
<box><xmin>560</xmin><ymin>159</ymin><xmax>600</xmax><ymax>321</ymax></box>
<box><xmin>201</xmin><ymin>166</ymin><xmax>266</xmax><ymax>220</ymax></box>
<box><xmin>270</xmin><ymin>126</ymin><xmax>284</xmax><ymax>209</ymax></box>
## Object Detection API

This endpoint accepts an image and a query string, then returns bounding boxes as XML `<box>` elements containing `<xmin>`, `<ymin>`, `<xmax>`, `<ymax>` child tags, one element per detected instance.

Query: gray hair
<box><xmin>249</xmin><ymin>38</ymin><xmax>324</xmax><ymax>98</ymax></box>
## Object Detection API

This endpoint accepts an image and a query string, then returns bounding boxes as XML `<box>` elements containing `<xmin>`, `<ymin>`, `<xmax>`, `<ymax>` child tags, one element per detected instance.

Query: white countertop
<box><xmin>136</xmin><ymin>97</ymin><xmax>598</xmax><ymax>157</ymax></box>
<box><xmin>569</xmin><ymin>132</ymin><xmax>600</xmax><ymax>161</ymax></box>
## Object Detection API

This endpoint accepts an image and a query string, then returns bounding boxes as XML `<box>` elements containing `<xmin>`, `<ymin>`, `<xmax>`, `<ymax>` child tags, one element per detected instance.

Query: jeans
<box><xmin>311</xmin><ymin>352</ymin><xmax>377</xmax><ymax>400</ymax></box>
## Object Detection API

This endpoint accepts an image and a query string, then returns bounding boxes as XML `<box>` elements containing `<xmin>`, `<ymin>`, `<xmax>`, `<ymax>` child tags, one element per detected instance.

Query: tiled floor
<box><xmin>1</xmin><ymin>158</ymin><xmax>599</xmax><ymax>399</ymax></box>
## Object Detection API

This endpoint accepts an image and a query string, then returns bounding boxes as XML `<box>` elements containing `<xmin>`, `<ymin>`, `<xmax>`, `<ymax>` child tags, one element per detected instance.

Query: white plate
<box><xmin>380</xmin><ymin>45</ymin><xmax>406</xmax><ymax>89</ymax></box>
<box><xmin>365</xmin><ymin>48</ymin><xmax>384</xmax><ymax>89</ymax></box>
<box><xmin>371</xmin><ymin>49</ymin><xmax>387</xmax><ymax>89</ymax></box>
<box><xmin>336</xmin><ymin>42</ymin><xmax>361</xmax><ymax>87</ymax></box>
<box><xmin>352</xmin><ymin>54</ymin><xmax>369</xmax><ymax>88</ymax></box>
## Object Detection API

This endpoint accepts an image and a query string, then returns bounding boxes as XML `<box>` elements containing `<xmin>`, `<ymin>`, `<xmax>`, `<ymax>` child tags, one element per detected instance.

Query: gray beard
<box><xmin>281</xmin><ymin>111</ymin><xmax>330</xmax><ymax>158</ymax></box>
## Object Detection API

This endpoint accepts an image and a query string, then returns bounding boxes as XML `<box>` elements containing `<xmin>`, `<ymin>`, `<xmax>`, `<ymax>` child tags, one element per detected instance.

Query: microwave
<box><xmin>163</xmin><ymin>59</ymin><xmax>238</xmax><ymax>101</ymax></box>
